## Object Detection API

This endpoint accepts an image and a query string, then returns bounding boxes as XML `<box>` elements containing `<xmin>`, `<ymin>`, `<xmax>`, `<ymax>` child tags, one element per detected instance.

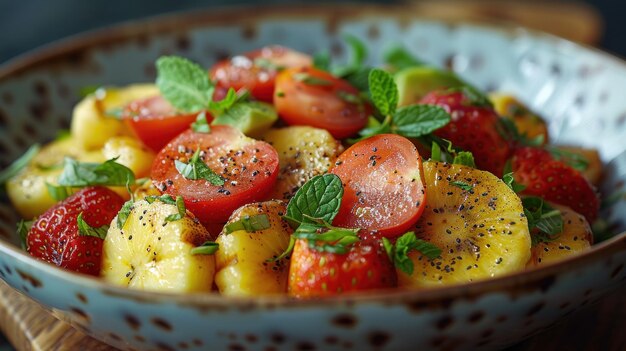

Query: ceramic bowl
<box><xmin>0</xmin><ymin>5</ymin><xmax>625</xmax><ymax>351</ymax></box>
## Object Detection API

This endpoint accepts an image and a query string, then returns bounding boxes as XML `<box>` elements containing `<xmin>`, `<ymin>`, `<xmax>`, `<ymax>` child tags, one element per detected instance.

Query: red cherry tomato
<box><xmin>330</xmin><ymin>134</ymin><xmax>427</xmax><ymax>237</ymax></box>
<box><xmin>150</xmin><ymin>125</ymin><xmax>280</xmax><ymax>224</ymax></box>
<box><xmin>274</xmin><ymin>67</ymin><xmax>370</xmax><ymax>139</ymax></box>
<box><xmin>210</xmin><ymin>46</ymin><xmax>311</xmax><ymax>102</ymax></box>
<box><xmin>122</xmin><ymin>95</ymin><xmax>207</xmax><ymax>152</ymax></box>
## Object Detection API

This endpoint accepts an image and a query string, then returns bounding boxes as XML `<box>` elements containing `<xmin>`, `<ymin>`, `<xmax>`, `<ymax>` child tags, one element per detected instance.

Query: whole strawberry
<box><xmin>288</xmin><ymin>232</ymin><xmax>397</xmax><ymax>298</ymax></box>
<box><xmin>27</xmin><ymin>187</ymin><xmax>125</xmax><ymax>276</ymax></box>
<box><xmin>421</xmin><ymin>90</ymin><xmax>512</xmax><ymax>176</ymax></box>
<box><xmin>512</xmin><ymin>146</ymin><xmax>600</xmax><ymax>223</ymax></box>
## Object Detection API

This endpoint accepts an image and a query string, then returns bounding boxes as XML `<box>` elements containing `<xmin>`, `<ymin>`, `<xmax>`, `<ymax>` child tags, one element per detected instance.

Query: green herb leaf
<box><xmin>547</xmin><ymin>147</ymin><xmax>590</xmax><ymax>172</ymax></box>
<box><xmin>293</xmin><ymin>216</ymin><xmax>360</xmax><ymax>254</ymax></box>
<box><xmin>16</xmin><ymin>220</ymin><xmax>33</xmax><ymax>250</ymax></box>
<box><xmin>452</xmin><ymin>151</ymin><xmax>476</xmax><ymax>168</ymax></box>
<box><xmin>58</xmin><ymin>157</ymin><xmax>135</xmax><ymax>187</ymax></box>
<box><xmin>342</xmin><ymin>66</ymin><xmax>372</xmax><ymax>93</ymax></box>
<box><xmin>389</xmin><ymin>231</ymin><xmax>441</xmax><ymax>275</ymax></box>
<box><xmin>368</xmin><ymin>68</ymin><xmax>398</xmax><ymax>116</ymax></box>
<box><xmin>224</xmin><ymin>214</ymin><xmax>271</xmax><ymax>233</ymax></box>
<box><xmin>164</xmin><ymin>196</ymin><xmax>186</xmax><ymax>222</ymax></box>
<box><xmin>190</xmin><ymin>241</ymin><xmax>219</xmax><ymax>255</ymax></box>
<box><xmin>496</xmin><ymin>118</ymin><xmax>544</xmax><ymax>147</ymax></box>
<box><xmin>285</xmin><ymin>174</ymin><xmax>344</xmax><ymax>227</ymax></box>
<box><xmin>431</xmin><ymin>142</ymin><xmax>442</xmax><ymax>162</ymax></box>
<box><xmin>79</xmin><ymin>85</ymin><xmax>102</xmax><ymax>98</ymax></box>
<box><xmin>391</xmin><ymin>104</ymin><xmax>451</xmax><ymax>138</ymax></box>
<box><xmin>502</xmin><ymin>172</ymin><xmax>527</xmax><ymax>193</ymax></box>
<box><xmin>383</xmin><ymin>46</ymin><xmax>425</xmax><ymax>71</ymax></box>
<box><xmin>293</xmin><ymin>73</ymin><xmax>332</xmax><ymax>86</ymax></box>
<box><xmin>208</xmin><ymin>88</ymin><xmax>238</xmax><ymax>114</ymax></box>
<box><xmin>46</xmin><ymin>183</ymin><xmax>71</xmax><ymax>201</ymax></box>
<box><xmin>522</xmin><ymin>197</ymin><xmax>564</xmax><ymax>245</ymax></box>
<box><xmin>77</xmin><ymin>212</ymin><xmax>109</xmax><ymax>239</ymax></box>
<box><xmin>116</xmin><ymin>200</ymin><xmax>134</xmax><ymax>229</ymax></box>
<box><xmin>449</xmin><ymin>180</ymin><xmax>474</xmax><ymax>191</ymax></box>
<box><xmin>191</xmin><ymin>112</ymin><xmax>210</xmax><ymax>133</ymax></box>
<box><xmin>349</xmin><ymin>115</ymin><xmax>392</xmax><ymax>144</ymax></box>
<box><xmin>174</xmin><ymin>149</ymin><xmax>224</xmax><ymax>186</ymax></box>
<box><xmin>156</xmin><ymin>56</ymin><xmax>214</xmax><ymax>113</ymax></box>
<box><xmin>313</xmin><ymin>51</ymin><xmax>331</xmax><ymax>71</ymax></box>
<box><xmin>0</xmin><ymin>144</ymin><xmax>40</xmax><ymax>185</ymax></box>
<box><xmin>271</xmin><ymin>235</ymin><xmax>296</xmax><ymax>262</ymax></box>
<box><xmin>253</xmin><ymin>57</ymin><xmax>285</xmax><ymax>71</ymax></box>
<box><xmin>448</xmin><ymin>85</ymin><xmax>493</xmax><ymax>108</ymax></box>
<box><xmin>344</xmin><ymin>35</ymin><xmax>367</xmax><ymax>68</ymax></box>
<box><xmin>336</xmin><ymin>90</ymin><xmax>363</xmax><ymax>105</ymax></box>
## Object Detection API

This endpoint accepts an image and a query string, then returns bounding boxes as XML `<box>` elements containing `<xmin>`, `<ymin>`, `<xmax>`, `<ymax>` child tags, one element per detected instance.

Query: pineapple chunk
<box><xmin>262</xmin><ymin>126</ymin><xmax>342</xmax><ymax>200</ymax></box>
<box><xmin>398</xmin><ymin>162</ymin><xmax>531</xmax><ymax>288</ymax></box>
<box><xmin>102</xmin><ymin>200</ymin><xmax>215</xmax><ymax>292</ymax></box>
<box><xmin>6</xmin><ymin>138</ymin><xmax>103</xmax><ymax>219</ymax></box>
<box><xmin>215</xmin><ymin>200</ymin><xmax>292</xmax><ymax>296</ymax></box>
<box><xmin>102</xmin><ymin>136</ymin><xmax>155</xmax><ymax>179</ymax></box>
<box><xmin>527</xmin><ymin>204</ymin><xmax>592</xmax><ymax>268</ymax></box>
<box><xmin>132</xmin><ymin>179</ymin><xmax>161</xmax><ymax>200</ymax></box>
<box><xmin>71</xmin><ymin>84</ymin><xmax>159</xmax><ymax>150</ymax></box>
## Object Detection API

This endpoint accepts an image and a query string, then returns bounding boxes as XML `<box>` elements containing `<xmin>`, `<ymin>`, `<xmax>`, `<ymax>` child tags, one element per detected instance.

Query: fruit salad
<box><xmin>2</xmin><ymin>38</ymin><xmax>608</xmax><ymax>298</ymax></box>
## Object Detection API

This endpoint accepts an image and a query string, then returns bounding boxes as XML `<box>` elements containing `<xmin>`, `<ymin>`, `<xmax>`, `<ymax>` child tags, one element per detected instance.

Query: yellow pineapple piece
<box><xmin>215</xmin><ymin>200</ymin><xmax>292</xmax><ymax>296</ymax></box>
<box><xmin>71</xmin><ymin>84</ymin><xmax>159</xmax><ymax>150</ymax></box>
<box><xmin>262</xmin><ymin>126</ymin><xmax>342</xmax><ymax>200</ymax></box>
<box><xmin>398</xmin><ymin>162</ymin><xmax>531</xmax><ymax>288</ymax></box>
<box><xmin>102</xmin><ymin>200</ymin><xmax>215</xmax><ymax>292</ymax></box>
<box><xmin>527</xmin><ymin>204</ymin><xmax>593</xmax><ymax>268</ymax></box>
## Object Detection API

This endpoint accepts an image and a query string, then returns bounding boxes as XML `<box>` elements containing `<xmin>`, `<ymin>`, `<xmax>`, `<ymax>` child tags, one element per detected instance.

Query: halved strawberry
<box><xmin>288</xmin><ymin>232</ymin><xmax>397</xmax><ymax>297</ymax></box>
<box><xmin>512</xmin><ymin>146</ymin><xmax>600</xmax><ymax>223</ymax></box>
<box><xmin>26</xmin><ymin>187</ymin><xmax>125</xmax><ymax>276</ymax></box>
<box><xmin>420</xmin><ymin>90</ymin><xmax>512</xmax><ymax>176</ymax></box>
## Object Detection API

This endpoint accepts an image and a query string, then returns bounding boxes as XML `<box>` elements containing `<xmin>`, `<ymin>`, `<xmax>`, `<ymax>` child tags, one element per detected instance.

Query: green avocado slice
<box><xmin>395</xmin><ymin>66</ymin><xmax>465</xmax><ymax>106</ymax></box>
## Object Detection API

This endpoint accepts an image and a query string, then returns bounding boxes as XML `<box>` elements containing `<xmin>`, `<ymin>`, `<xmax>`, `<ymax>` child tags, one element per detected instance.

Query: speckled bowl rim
<box><xmin>0</xmin><ymin>3</ymin><xmax>624</xmax><ymax>309</ymax></box>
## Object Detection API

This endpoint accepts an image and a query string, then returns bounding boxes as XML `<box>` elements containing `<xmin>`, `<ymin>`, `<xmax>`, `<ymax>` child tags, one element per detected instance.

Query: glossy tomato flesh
<box><xmin>150</xmin><ymin>125</ymin><xmax>280</xmax><ymax>224</ymax></box>
<box><xmin>330</xmin><ymin>134</ymin><xmax>426</xmax><ymax>237</ymax></box>
<box><xmin>274</xmin><ymin>67</ymin><xmax>370</xmax><ymax>139</ymax></box>
<box><xmin>122</xmin><ymin>95</ymin><xmax>207</xmax><ymax>152</ymax></box>
<box><xmin>210</xmin><ymin>46</ymin><xmax>311</xmax><ymax>103</ymax></box>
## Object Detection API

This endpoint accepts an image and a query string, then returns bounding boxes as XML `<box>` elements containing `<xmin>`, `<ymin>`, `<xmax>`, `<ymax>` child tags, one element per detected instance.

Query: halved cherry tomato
<box><xmin>330</xmin><ymin>134</ymin><xmax>426</xmax><ymax>237</ymax></box>
<box><xmin>210</xmin><ymin>46</ymin><xmax>311</xmax><ymax>102</ymax></box>
<box><xmin>122</xmin><ymin>95</ymin><xmax>207</xmax><ymax>152</ymax></box>
<box><xmin>274</xmin><ymin>67</ymin><xmax>370</xmax><ymax>139</ymax></box>
<box><xmin>150</xmin><ymin>125</ymin><xmax>279</xmax><ymax>224</ymax></box>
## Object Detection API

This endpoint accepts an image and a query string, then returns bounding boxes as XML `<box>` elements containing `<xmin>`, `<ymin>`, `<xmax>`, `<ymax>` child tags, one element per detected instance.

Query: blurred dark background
<box><xmin>1</xmin><ymin>0</ymin><xmax>626</xmax><ymax>64</ymax></box>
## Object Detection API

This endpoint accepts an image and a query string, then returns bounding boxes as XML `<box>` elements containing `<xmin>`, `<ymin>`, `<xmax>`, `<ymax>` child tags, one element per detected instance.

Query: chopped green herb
<box><xmin>446</xmin><ymin>85</ymin><xmax>493</xmax><ymax>108</ymax></box>
<box><xmin>253</xmin><ymin>57</ymin><xmax>285</xmax><ymax>71</ymax></box>
<box><xmin>190</xmin><ymin>241</ymin><xmax>219</xmax><ymax>255</ymax></box>
<box><xmin>522</xmin><ymin>197</ymin><xmax>563</xmax><ymax>245</ymax></box>
<box><xmin>502</xmin><ymin>172</ymin><xmax>527</xmax><ymax>193</ymax></box>
<box><xmin>57</xmin><ymin>157</ymin><xmax>135</xmax><ymax>188</ymax></box>
<box><xmin>293</xmin><ymin>73</ymin><xmax>332</xmax><ymax>86</ymax></box>
<box><xmin>452</xmin><ymin>151</ymin><xmax>476</xmax><ymax>168</ymax></box>
<box><xmin>208</xmin><ymin>88</ymin><xmax>238</xmax><ymax>115</ymax></box>
<box><xmin>313</xmin><ymin>51</ymin><xmax>331</xmax><ymax>71</ymax></box>
<box><xmin>46</xmin><ymin>183</ymin><xmax>71</xmax><ymax>201</ymax></box>
<box><xmin>174</xmin><ymin>148</ymin><xmax>225</xmax><ymax>186</ymax></box>
<box><xmin>16</xmin><ymin>220</ymin><xmax>33</xmax><ymax>250</ymax></box>
<box><xmin>292</xmin><ymin>216</ymin><xmax>360</xmax><ymax>254</ymax></box>
<box><xmin>449</xmin><ymin>180</ymin><xmax>474</xmax><ymax>191</ymax></box>
<box><xmin>383</xmin><ymin>46</ymin><xmax>425</xmax><ymax>71</ymax></box>
<box><xmin>77</xmin><ymin>212</ymin><xmax>109</xmax><ymax>239</ymax></box>
<box><xmin>0</xmin><ymin>144</ymin><xmax>40</xmax><ymax>185</ymax></box>
<box><xmin>384</xmin><ymin>232</ymin><xmax>441</xmax><ymax>275</ymax></box>
<box><xmin>547</xmin><ymin>147</ymin><xmax>590</xmax><ymax>172</ymax></box>
<box><xmin>191</xmin><ymin>112</ymin><xmax>210</xmax><ymax>133</ymax></box>
<box><xmin>224</xmin><ymin>214</ymin><xmax>271</xmax><ymax>233</ymax></box>
<box><xmin>116</xmin><ymin>200</ymin><xmax>134</xmax><ymax>229</ymax></box>
<box><xmin>164</xmin><ymin>196</ymin><xmax>186</xmax><ymax>222</ymax></box>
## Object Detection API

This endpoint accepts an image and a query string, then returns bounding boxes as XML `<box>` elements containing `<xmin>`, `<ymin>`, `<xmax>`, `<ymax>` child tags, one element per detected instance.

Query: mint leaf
<box><xmin>293</xmin><ymin>216</ymin><xmax>360</xmax><ymax>254</ymax></box>
<box><xmin>208</xmin><ymin>88</ymin><xmax>238</xmax><ymax>114</ymax></box>
<box><xmin>522</xmin><ymin>197</ymin><xmax>563</xmax><ymax>245</ymax></box>
<box><xmin>164</xmin><ymin>196</ymin><xmax>186</xmax><ymax>222</ymax></box>
<box><xmin>368</xmin><ymin>68</ymin><xmax>398</xmax><ymax>116</ymax></box>
<box><xmin>345</xmin><ymin>35</ymin><xmax>367</xmax><ymax>68</ymax></box>
<box><xmin>285</xmin><ymin>174</ymin><xmax>343</xmax><ymax>226</ymax></box>
<box><xmin>224</xmin><ymin>214</ymin><xmax>271</xmax><ymax>233</ymax></box>
<box><xmin>0</xmin><ymin>144</ymin><xmax>40</xmax><ymax>185</ymax></box>
<box><xmin>191</xmin><ymin>112</ymin><xmax>210</xmax><ymax>133</ymax></box>
<box><xmin>391</xmin><ymin>104</ymin><xmax>450</xmax><ymax>137</ymax></box>
<box><xmin>174</xmin><ymin>149</ymin><xmax>224</xmax><ymax>186</ymax></box>
<box><xmin>452</xmin><ymin>151</ymin><xmax>476</xmax><ymax>168</ymax></box>
<box><xmin>502</xmin><ymin>172</ymin><xmax>526</xmax><ymax>193</ymax></box>
<box><xmin>190</xmin><ymin>241</ymin><xmax>219</xmax><ymax>255</ymax></box>
<box><xmin>431</xmin><ymin>142</ymin><xmax>442</xmax><ymax>162</ymax></box>
<box><xmin>77</xmin><ymin>212</ymin><xmax>109</xmax><ymax>239</ymax></box>
<box><xmin>156</xmin><ymin>56</ymin><xmax>214</xmax><ymax>113</ymax></box>
<box><xmin>58</xmin><ymin>157</ymin><xmax>135</xmax><ymax>187</ymax></box>
<box><xmin>383</xmin><ymin>46</ymin><xmax>425</xmax><ymax>70</ymax></box>
<box><xmin>116</xmin><ymin>200</ymin><xmax>134</xmax><ymax>229</ymax></box>
<box><xmin>46</xmin><ymin>183</ymin><xmax>71</xmax><ymax>201</ymax></box>
<box><xmin>449</xmin><ymin>180</ymin><xmax>474</xmax><ymax>192</ymax></box>
<box><xmin>547</xmin><ymin>147</ymin><xmax>589</xmax><ymax>172</ymax></box>
<box><xmin>388</xmin><ymin>231</ymin><xmax>441</xmax><ymax>275</ymax></box>
<box><xmin>16</xmin><ymin>220</ymin><xmax>33</xmax><ymax>250</ymax></box>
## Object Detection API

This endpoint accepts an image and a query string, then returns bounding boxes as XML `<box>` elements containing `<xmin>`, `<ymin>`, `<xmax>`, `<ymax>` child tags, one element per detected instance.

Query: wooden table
<box><xmin>0</xmin><ymin>280</ymin><xmax>623</xmax><ymax>351</ymax></box>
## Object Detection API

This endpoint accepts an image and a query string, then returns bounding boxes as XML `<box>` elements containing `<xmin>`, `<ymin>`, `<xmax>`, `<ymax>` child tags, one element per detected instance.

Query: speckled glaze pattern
<box><xmin>0</xmin><ymin>5</ymin><xmax>625</xmax><ymax>351</ymax></box>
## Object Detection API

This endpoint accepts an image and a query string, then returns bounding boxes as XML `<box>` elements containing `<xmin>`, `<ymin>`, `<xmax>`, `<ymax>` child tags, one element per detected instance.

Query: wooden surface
<box><xmin>0</xmin><ymin>279</ymin><xmax>624</xmax><ymax>351</ymax></box>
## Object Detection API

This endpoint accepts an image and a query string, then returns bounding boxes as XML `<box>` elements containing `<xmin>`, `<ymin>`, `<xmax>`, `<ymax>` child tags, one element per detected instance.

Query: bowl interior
<box><xmin>0</xmin><ymin>4</ymin><xmax>624</xmax><ymax>274</ymax></box>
